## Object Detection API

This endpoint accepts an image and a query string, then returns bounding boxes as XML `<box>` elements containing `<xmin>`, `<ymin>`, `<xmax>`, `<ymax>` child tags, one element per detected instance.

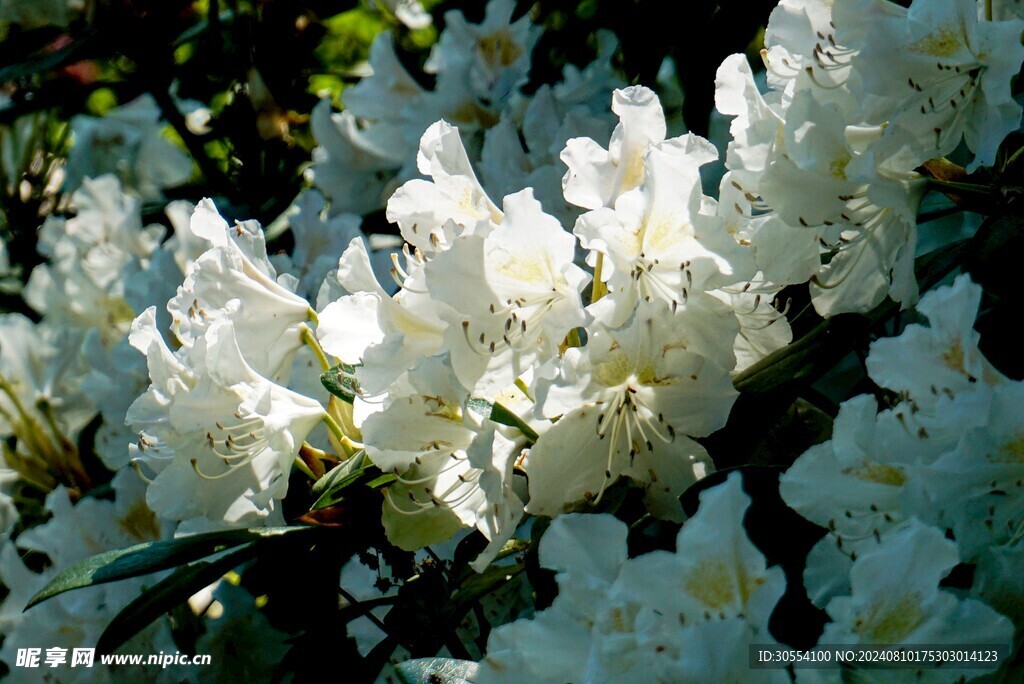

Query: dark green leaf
<box><xmin>26</xmin><ymin>526</ymin><xmax>317</xmax><ymax>609</ymax></box>
<box><xmin>493</xmin><ymin>538</ymin><xmax>529</xmax><ymax>562</ymax></box>
<box><xmin>451</xmin><ymin>563</ymin><xmax>524</xmax><ymax>608</ymax></box>
<box><xmin>994</xmin><ymin>131</ymin><xmax>1024</xmax><ymax>175</ymax></box>
<box><xmin>484</xmin><ymin>400</ymin><xmax>539</xmax><ymax>443</ymax></box>
<box><xmin>95</xmin><ymin>545</ymin><xmax>258</xmax><ymax>655</ymax></box>
<box><xmin>366</xmin><ymin>473</ymin><xmax>397</xmax><ymax>489</ymax></box>
<box><xmin>395</xmin><ymin>658</ymin><xmax>479</xmax><ymax>684</ymax></box>
<box><xmin>467</xmin><ymin>397</ymin><xmax>539</xmax><ymax>441</ymax></box>
<box><xmin>171</xmin><ymin>11</ymin><xmax>235</xmax><ymax>48</ymax></box>
<box><xmin>311</xmin><ymin>454</ymin><xmax>366</xmax><ymax>497</ymax></box>
<box><xmin>320</xmin><ymin>363</ymin><xmax>362</xmax><ymax>403</ymax></box>
<box><xmin>311</xmin><ymin>461</ymin><xmax>395</xmax><ymax>510</ymax></box>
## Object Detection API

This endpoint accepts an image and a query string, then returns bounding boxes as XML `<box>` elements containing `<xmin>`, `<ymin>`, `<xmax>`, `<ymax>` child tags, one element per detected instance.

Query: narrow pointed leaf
<box><xmin>95</xmin><ymin>544</ymin><xmax>258</xmax><ymax>655</ymax></box>
<box><xmin>468</xmin><ymin>398</ymin><xmax>538</xmax><ymax>442</ymax></box>
<box><xmin>26</xmin><ymin>526</ymin><xmax>317</xmax><ymax>609</ymax></box>
<box><xmin>311</xmin><ymin>454</ymin><xmax>367</xmax><ymax>497</ymax></box>
<box><xmin>311</xmin><ymin>463</ymin><xmax>396</xmax><ymax>510</ymax></box>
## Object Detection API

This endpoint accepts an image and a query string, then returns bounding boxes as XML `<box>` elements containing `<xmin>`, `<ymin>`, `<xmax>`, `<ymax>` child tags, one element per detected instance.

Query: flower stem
<box><xmin>299</xmin><ymin>441</ymin><xmax>329</xmax><ymax>478</ymax></box>
<box><xmin>293</xmin><ymin>455</ymin><xmax>317</xmax><ymax>480</ymax></box>
<box><xmin>591</xmin><ymin>253</ymin><xmax>608</xmax><ymax>303</ymax></box>
<box><xmin>322</xmin><ymin>412</ymin><xmax>363</xmax><ymax>457</ymax></box>
<box><xmin>916</xmin><ymin>205</ymin><xmax>964</xmax><ymax>224</ymax></box>
<box><xmin>925</xmin><ymin>176</ymin><xmax>998</xmax><ymax>198</ymax></box>
<box><xmin>0</xmin><ymin>373</ymin><xmax>59</xmax><ymax>464</ymax></box>
<box><xmin>322</xmin><ymin>411</ymin><xmax>346</xmax><ymax>443</ymax></box>
<box><xmin>300</xmin><ymin>324</ymin><xmax>331</xmax><ymax>371</ymax></box>
<box><xmin>1002</xmin><ymin>145</ymin><xmax>1024</xmax><ymax>171</ymax></box>
<box><xmin>36</xmin><ymin>399</ymin><xmax>91</xmax><ymax>490</ymax></box>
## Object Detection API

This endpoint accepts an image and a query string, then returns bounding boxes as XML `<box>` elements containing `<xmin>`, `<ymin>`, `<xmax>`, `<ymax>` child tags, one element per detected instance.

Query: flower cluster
<box><xmin>479</xmin><ymin>475</ymin><xmax>789</xmax><ymax>683</ymax></box>
<box><xmin>471</xmin><ymin>276</ymin><xmax>1020</xmax><ymax>684</ymax></box>
<box><xmin>1</xmin><ymin>0</ymin><xmax>1022</xmax><ymax>680</ymax></box>
<box><xmin>0</xmin><ymin>472</ymin><xmax>175</xmax><ymax>682</ymax></box>
<box><xmin>782</xmin><ymin>274</ymin><xmax>1024</xmax><ymax>630</ymax></box>
<box><xmin>0</xmin><ymin>176</ymin><xmax>297</xmax><ymax>674</ymax></box>
<box><xmin>309</xmin><ymin>0</ymin><xmax>622</xmax><ymax>223</ymax></box>
<box><xmin>717</xmin><ymin>0</ymin><xmax>1023</xmax><ymax>315</ymax></box>
<box><xmin>314</xmin><ymin>83</ymin><xmax>781</xmax><ymax>567</ymax></box>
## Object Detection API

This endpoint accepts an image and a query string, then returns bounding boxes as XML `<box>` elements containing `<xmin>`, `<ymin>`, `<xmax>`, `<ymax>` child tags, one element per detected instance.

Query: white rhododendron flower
<box><xmin>5</xmin><ymin>0</ymin><xmax>1024</xmax><ymax>679</ymax></box>
<box><xmin>317</xmin><ymin>236</ymin><xmax>450</xmax><ymax>396</ymax></box>
<box><xmin>308</xmin><ymin>99</ymin><xmax>409</xmax><ymax>217</ymax></box>
<box><xmin>80</xmin><ymin>332</ymin><xmax>151</xmax><ymax>470</ymax></box>
<box><xmin>574</xmin><ymin>137</ymin><xmax>741</xmax><ymax>327</ymax></box>
<box><xmin>784</xmin><ymin>274</ymin><xmax>1023</xmax><ymax>621</ymax></box>
<box><xmin>561</xmin><ymin>85</ymin><xmax>677</xmax><ymax>211</ymax></box>
<box><xmin>277</xmin><ymin>189</ymin><xmax>370</xmax><ymax>301</ymax></box>
<box><xmin>715</xmin><ymin>51</ymin><xmax>928</xmax><ymax>316</ymax></box>
<box><xmin>0</xmin><ymin>471</ymin><xmax>176</xmax><ymax>681</ymax></box>
<box><xmin>479</xmin><ymin>41</ymin><xmax>622</xmax><ymax>222</ymax></box>
<box><xmin>763</xmin><ymin>0</ymin><xmax>855</xmax><ymax>91</ymax></box>
<box><xmin>780</xmin><ymin>395</ymin><xmax>935</xmax><ymax>564</ymax></box>
<box><xmin>812</xmin><ymin>522</ymin><xmax>1014</xmax><ymax>674</ymax></box>
<box><xmin>835</xmin><ymin>0</ymin><xmax>1024</xmax><ymax>167</ymax></box>
<box><xmin>421</xmin><ymin>0</ymin><xmax>539</xmax><ymax>129</ymax></box>
<box><xmin>127</xmin><ymin>309</ymin><xmax>323</xmax><ymax>526</ymax></box>
<box><xmin>867</xmin><ymin>273</ymin><xmax>1006</xmax><ymax>408</ymax></box>
<box><xmin>64</xmin><ymin>95</ymin><xmax>193</xmax><ymax>199</ymax></box>
<box><xmin>309</xmin><ymin>0</ymin><xmax>586</xmax><ymax>218</ymax></box>
<box><xmin>426</xmin><ymin>188</ymin><xmax>590</xmax><ymax>394</ymax></box>
<box><xmin>478</xmin><ymin>475</ymin><xmax>788</xmax><ymax>683</ymax></box>
<box><xmin>0</xmin><ymin>468</ymin><xmax>17</xmax><ymax>542</ymax></box>
<box><xmin>718</xmin><ymin>285</ymin><xmax>794</xmax><ymax>372</ymax></box>
<box><xmin>168</xmin><ymin>199</ymin><xmax>314</xmax><ymax>383</ymax></box>
<box><xmin>917</xmin><ymin>380</ymin><xmax>1024</xmax><ymax>559</ymax></box>
<box><xmin>24</xmin><ymin>176</ymin><xmax>164</xmax><ymax>346</ymax></box>
<box><xmin>973</xmin><ymin>542</ymin><xmax>1024</xmax><ymax>627</ymax></box>
<box><xmin>361</xmin><ymin>358</ymin><xmax>524</xmax><ymax>569</ymax></box>
<box><xmin>0</xmin><ymin>314</ymin><xmax>93</xmax><ymax>450</ymax></box>
<box><xmin>386</xmin><ymin>120</ymin><xmax>502</xmax><ymax>255</ymax></box>
<box><xmin>526</xmin><ymin>304</ymin><xmax>736</xmax><ymax>520</ymax></box>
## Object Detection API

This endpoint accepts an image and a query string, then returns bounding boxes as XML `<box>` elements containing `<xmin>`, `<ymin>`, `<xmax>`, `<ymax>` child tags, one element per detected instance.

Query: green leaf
<box><xmin>494</xmin><ymin>538</ymin><xmax>529</xmax><ymax>562</ymax></box>
<box><xmin>311</xmin><ymin>453</ymin><xmax>367</xmax><ymax>497</ymax></box>
<box><xmin>26</xmin><ymin>526</ymin><xmax>317</xmax><ymax>610</ymax></box>
<box><xmin>395</xmin><ymin>658</ymin><xmax>480</xmax><ymax>684</ymax></box>
<box><xmin>170</xmin><ymin>10</ymin><xmax>234</xmax><ymax>48</ymax></box>
<box><xmin>451</xmin><ymin>563</ymin><xmax>524</xmax><ymax>608</ymax></box>
<box><xmin>311</xmin><ymin>463</ymin><xmax>375</xmax><ymax>509</ymax></box>
<box><xmin>95</xmin><ymin>545</ymin><xmax>257</xmax><ymax>655</ymax></box>
<box><xmin>320</xmin><ymin>363</ymin><xmax>362</xmax><ymax>403</ymax></box>
<box><xmin>311</xmin><ymin>460</ymin><xmax>396</xmax><ymax>510</ymax></box>
<box><xmin>490</xmin><ymin>402</ymin><xmax>539</xmax><ymax>442</ymax></box>
<box><xmin>366</xmin><ymin>473</ymin><xmax>397</xmax><ymax>489</ymax></box>
<box><xmin>467</xmin><ymin>398</ymin><xmax>538</xmax><ymax>443</ymax></box>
